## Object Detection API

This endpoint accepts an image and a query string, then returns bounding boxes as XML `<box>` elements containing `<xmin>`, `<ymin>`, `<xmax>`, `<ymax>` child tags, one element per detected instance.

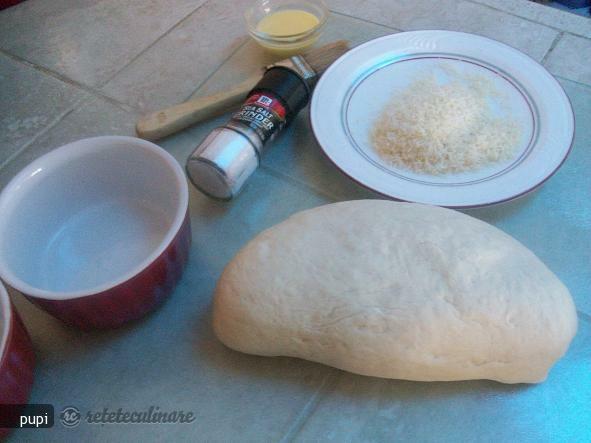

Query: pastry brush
<box><xmin>136</xmin><ymin>40</ymin><xmax>349</xmax><ymax>141</ymax></box>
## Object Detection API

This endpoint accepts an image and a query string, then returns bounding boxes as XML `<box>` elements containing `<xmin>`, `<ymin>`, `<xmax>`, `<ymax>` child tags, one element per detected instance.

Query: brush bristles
<box><xmin>302</xmin><ymin>40</ymin><xmax>350</xmax><ymax>75</ymax></box>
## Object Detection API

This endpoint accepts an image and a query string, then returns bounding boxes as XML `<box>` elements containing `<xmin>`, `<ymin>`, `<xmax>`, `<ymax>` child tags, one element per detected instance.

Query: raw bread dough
<box><xmin>213</xmin><ymin>200</ymin><xmax>577</xmax><ymax>383</ymax></box>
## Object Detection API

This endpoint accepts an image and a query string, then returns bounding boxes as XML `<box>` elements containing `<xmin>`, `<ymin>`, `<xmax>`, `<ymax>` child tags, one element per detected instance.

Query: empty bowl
<box><xmin>0</xmin><ymin>281</ymin><xmax>35</xmax><ymax>436</ymax></box>
<box><xmin>0</xmin><ymin>136</ymin><xmax>191</xmax><ymax>329</ymax></box>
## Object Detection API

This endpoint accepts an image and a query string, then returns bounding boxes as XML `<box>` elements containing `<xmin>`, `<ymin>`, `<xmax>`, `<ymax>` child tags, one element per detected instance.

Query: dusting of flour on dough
<box><xmin>213</xmin><ymin>201</ymin><xmax>578</xmax><ymax>384</ymax></box>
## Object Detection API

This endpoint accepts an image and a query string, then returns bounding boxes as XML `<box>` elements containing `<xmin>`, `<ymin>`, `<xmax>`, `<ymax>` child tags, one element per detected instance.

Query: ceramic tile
<box><xmin>101</xmin><ymin>0</ymin><xmax>253</xmax><ymax>112</ymax></box>
<box><xmin>191</xmin><ymin>12</ymin><xmax>400</xmax><ymax>99</ymax></box>
<box><xmin>0</xmin><ymin>53</ymin><xmax>86</xmax><ymax>165</ymax></box>
<box><xmin>469</xmin><ymin>0</ymin><xmax>591</xmax><ymax>38</ymax></box>
<box><xmin>464</xmin><ymin>79</ymin><xmax>591</xmax><ymax>317</ymax></box>
<box><xmin>0</xmin><ymin>0</ymin><xmax>205</xmax><ymax>87</ymax></box>
<box><xmin>188</xmin><ymin>13</ymin><xmax>395</xmax><ymax>201</ymax></box>
<box><xmin>546</xmin><ymin>3</ymin><xmax>591</xmax><ymax>19</ymax></box>
<box><xmin>544</xmin><ymin>33</ymin><xmax>591</xmax><ymax>86</ymax></box>
<box><xmin>0</xmin><ymin>97</ymin><xmax>137</xmax><ymax>191</ymax></box>
<box><xmin>158</xmin><ymin>113</ymin><xmax>335</xmax><ymax>265</ymax></box>
<box><xmin>159</xmin><ymin>111</ymin><xmax>358</xmax><ymax>207</ymax></box>
<box><xmin>3</xmin><ymin>1</ymin><xmax>590</xmax><ymax>441</ymax></box>
<box><xmin>9</xmin><ymin>167</ymin><xmax>333</xmax><ymax>442</ymax></box>
<box><xmin>260</xmin><ymin>110</ymin><xmax>384</xmax><ymax>202</ymax></box>
<box><xmin>294</xmin><ymin>314</ymin><xmax>591</xmax><ymax>443</ymax></box>
<box><xmin>325</xmin><ymin>0</ymin><xmax>558</xmax><ymax>61</ymax></box>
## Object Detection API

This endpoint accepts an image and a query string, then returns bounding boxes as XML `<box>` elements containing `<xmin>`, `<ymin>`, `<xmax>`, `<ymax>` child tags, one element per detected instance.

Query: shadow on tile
<box><xmin>8</xmin><ymin>279</ymin><xmax>189</xmax><ymax>362</ymax></box>
<box><xmin>461</xmin><ymin>191</ymin><xmax>537</xmax><ymax>224</ymax></box>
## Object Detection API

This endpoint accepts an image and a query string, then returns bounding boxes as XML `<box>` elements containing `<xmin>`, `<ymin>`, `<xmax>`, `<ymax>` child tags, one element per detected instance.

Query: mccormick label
<box><xmin>230</xmin><ymin>93</ymin><xmax>287</xmax><ymax>145</ymax></box>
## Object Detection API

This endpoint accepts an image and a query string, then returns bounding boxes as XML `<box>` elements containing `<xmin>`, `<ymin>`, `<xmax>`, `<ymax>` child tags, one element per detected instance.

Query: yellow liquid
<box><xmin>256</xmin><ymin>9</ymin><xmax>320</xmax><ymax>37</ymax></box>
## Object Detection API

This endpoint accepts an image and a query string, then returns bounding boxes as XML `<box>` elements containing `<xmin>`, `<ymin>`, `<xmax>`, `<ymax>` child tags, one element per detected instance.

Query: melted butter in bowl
<box><xmin>245</xmin><ymin>0</ymin><xmax>328</xmax><ymax>56</ymax></box>
<box><xmin>256</xmin><ymin>9</ymin><xmax>320</xmax><ymax>37</ymax></box>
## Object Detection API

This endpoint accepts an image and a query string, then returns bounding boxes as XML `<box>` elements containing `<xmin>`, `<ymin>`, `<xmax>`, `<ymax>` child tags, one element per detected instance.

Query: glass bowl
<box><xmin>245</xmin><ymin>0</ymin><xmax>329</xmax><ymax>57</ymax></box>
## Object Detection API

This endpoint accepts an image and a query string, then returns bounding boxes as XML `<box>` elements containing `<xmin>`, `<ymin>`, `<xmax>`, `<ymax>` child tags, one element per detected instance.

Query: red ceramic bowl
<box><xmin>0</xmin><ymin>281</ymin><xmax>35</xmax><ymax>437</ymax></box>
<box><xmin>0</xmin><ymin>0</ymin><xmax>27</xmax><ymax>11</ymax></box>
<box><xmin>0</xmin><ymin>137</ymin><xmax>191</xmax><ymax>330</ymax></box>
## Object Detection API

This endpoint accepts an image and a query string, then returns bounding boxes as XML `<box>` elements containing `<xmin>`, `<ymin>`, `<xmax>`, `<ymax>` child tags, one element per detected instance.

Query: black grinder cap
<box><xmin>249</xmin><ymin>66</ymin><xmax>311</xmax><ymax>121</ymax></box>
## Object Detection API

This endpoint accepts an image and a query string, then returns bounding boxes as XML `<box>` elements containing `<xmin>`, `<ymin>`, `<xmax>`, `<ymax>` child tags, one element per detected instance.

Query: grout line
<box><xmin>541</xmin><ymin>31</ymin><xmax>564</xmax><ymax>65</ymax></box>
<box><xmin>578</xmin><ymin>310</ymin><xmax>591</xmax><ymax>325</ymax></box>
<box><xmin>0</xmin><ymin>0</ymin><xmax>213</xmax><ymax>114</ymax></box>
<box><xmin>463</xmin><ymin>0</ymin><xmax>591</xmax><ymax>39</ymax></box>
<box><xmin>335</xmin><ymin>3</ymin><xmax>591</xmax><ymax>47</ymax></box>
<box><xmin>260</xmin><ymin>164</ymin><xmax>339</xmax><ymax>203</ymax></box>
<box><xmin>0</xmin><ymin>48</ymin><xmax>140</xmax><ymax>114</ymax></box>
<box><xmin>0</xmin><ymin>48</ymin><xmax>92</xmax><ymax>91</ymax></box>
<box><xmin>184</xmin><ymin>7</ymin><xmax>403</xmax><ymax>102</ymax></box>
<box><xmin>0</xmin><ymin>95</ymin><xmax>88</xmax><ymax>171</ymax></box>
<box><xmin>329</xmin><ymin>9</ymin><xmax>404</xmax><ymax>32</ymax></box>
<box><xmin>331</xmin><ymin>3</ymin><xmax>590</xmax><ymax>49</ymax></box>
<box><xmin>555</xmin><ymin>74</ymin><xmax>591</xmax><ymax>90</ymax></box>
<box><xmin>182</xmin><ymin>37</ymin><xmax>251</xmax><ymax>101</ymax></box>
<box><xmin>88</xmin><ymin>91</ymin><xmax>138</xmax><ymax>114</ymax></box>
<box><xmin>278</xmin><ymin>372</ymin><xmax>338</xmax><ymax>443</ymax></box>
<box><xmin>97</xmin><ymin>0</ymin><xmax>211</xmax><ymax>89</ymax></box>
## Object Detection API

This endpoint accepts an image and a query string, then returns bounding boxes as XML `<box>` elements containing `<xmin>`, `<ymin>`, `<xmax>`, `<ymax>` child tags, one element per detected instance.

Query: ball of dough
<box><xmin>213</xmin><ymin>200</ymin><xmax>577</xmax><ymax>383</ymax></box>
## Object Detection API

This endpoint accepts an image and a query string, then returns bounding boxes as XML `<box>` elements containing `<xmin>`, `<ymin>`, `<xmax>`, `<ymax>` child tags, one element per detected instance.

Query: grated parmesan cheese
<box><xmin>370</xmin><ymin>66</ymin><xmax>522</xmax><ymax>174</ymax></box>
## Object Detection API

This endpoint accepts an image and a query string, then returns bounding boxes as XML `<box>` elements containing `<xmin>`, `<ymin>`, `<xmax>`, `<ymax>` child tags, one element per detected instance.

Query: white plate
<box><xmin>310</xmin><ymin>31</ymin><xmax>574</xmax><ymax>208</ymax></box>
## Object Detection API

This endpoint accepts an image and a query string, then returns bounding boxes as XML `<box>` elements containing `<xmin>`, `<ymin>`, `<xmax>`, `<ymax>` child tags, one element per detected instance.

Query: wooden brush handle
<box><xmin>136</xmin><ymin>74</ymin><xmax>261</xmax><ymax>141</ymax></box>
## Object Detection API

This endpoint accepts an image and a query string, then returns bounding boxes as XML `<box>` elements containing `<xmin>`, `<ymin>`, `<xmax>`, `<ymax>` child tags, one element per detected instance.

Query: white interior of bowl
<box><xmin>0</xmin><ymin>282</ymin><xmax>10</xmax><ymax>362</ymax></box>
<box><xmin>0</xmin><ymin>136</ymin><xmax>188</xmax><ymax>300</ymax></box>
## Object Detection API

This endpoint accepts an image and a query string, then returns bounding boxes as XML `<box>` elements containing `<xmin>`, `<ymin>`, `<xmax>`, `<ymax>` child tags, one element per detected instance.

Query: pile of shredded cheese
<box><xmin>371</xmin><ymin>66</ymin><xmax>522</xmax><ymax>174</ymax></box>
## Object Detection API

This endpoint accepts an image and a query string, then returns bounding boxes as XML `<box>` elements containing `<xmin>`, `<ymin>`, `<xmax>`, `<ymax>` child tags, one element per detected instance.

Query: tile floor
<box><xmin>1</xmin><ymin>0</ymin><xmax>590</xmax><ymax>441</ymax></box>
<box><xmin>546</xmin><ymin>1</ymin><xmax>590</xmax><ymax>17</ymax></box>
